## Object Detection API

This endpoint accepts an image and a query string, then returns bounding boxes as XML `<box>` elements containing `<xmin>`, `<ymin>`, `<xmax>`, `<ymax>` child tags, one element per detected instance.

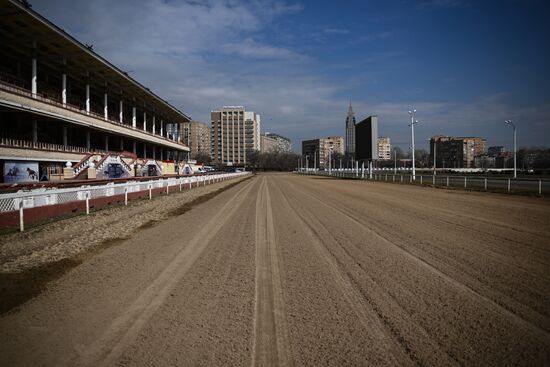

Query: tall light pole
<box><xmin>394</xmin><ymin>148</ymin><xmax>397</xmax><ymax>174</ymax></box>
<box><xmin>505</xmin><ymin>120</ymin><xmax>517</xmax><ymax>178</ymax></box>
<box><xmin>408</xmin><ymin>109</ymin><xmax>419</xmax><ymax>180</ymax></box>
<box><xmin>328</xmin><ymin>144</ymin><xmax>333</xmax><ymax>175</ymax></box>
<box><xmin>314</xmin><ymin>149</ymin><xmax>317</xmax><ymax>171</ymax></box>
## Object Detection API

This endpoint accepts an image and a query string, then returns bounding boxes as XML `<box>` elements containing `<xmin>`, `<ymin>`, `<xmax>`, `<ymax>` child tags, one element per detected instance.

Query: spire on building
<box><xmin>345</xmin><ymin>101</ymin><xmax>356</xmax><ymax>155</ymax></box>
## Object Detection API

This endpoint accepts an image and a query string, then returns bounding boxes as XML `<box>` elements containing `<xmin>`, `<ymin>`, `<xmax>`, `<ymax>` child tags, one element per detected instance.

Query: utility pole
<box><xmin>505</xmin><ymin>120</ymin><xmax>517</xmax><ymax>178</ymax></box>
<box><xmin>408</xmin><ymin>109</ymin><xmax>419</xmax><ymax>180</ymax></box>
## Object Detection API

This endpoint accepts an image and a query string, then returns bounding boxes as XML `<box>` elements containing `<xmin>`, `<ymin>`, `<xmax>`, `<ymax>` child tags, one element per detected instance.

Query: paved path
<box><xmin>1</xmin><ymin>173</ymin><xmax>549</xmax><ymax>366</ymax></box>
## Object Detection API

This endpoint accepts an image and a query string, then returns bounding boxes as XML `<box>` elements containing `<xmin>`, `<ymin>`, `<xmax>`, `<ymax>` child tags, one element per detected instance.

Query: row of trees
<box><xmin>193</xmin><ymin>150</ymin><xmax>301</xmax><ymax>171</ymax></box>
<box><xmin>192</xmin><ymin>147</ymin><xmax>550</xmax><ymax>172</ymax></box>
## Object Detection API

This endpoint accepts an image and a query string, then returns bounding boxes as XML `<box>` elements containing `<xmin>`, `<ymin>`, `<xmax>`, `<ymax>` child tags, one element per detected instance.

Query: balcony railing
<box><xmin>0</xmin><ymin>137</ymin><xmax>111</xmax><ymax>155</ymax></box>
<box><xmin>0</xmin><ymin>76</ymin><xmax>185</xmax><ymax>148</ymax></box>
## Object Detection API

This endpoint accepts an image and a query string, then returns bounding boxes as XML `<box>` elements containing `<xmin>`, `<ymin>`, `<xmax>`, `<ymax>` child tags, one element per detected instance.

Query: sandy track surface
<box><xmin>1</xmin><ymin>173</ymin><xmax>549</xmax><ymax>366</ymax></box>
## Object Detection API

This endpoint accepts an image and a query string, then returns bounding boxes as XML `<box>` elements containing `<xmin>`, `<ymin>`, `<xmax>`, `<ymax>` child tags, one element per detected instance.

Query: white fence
<box><xmin>0</xmin><ymin>172</ymin><xmax>250</xmax><ymax>231</ymax></box>
<box><xmin>301</xmin><ymin>170</ymin><xmax>547</xmax><ymax>196</ymax></box>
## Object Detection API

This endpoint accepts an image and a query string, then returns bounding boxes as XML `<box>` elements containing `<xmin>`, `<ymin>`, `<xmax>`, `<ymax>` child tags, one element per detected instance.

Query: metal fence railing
<box><xmin>0</xmin><ymin>172</ymin><xmax>250</xmax><ymax>231</ymax></box>
<box><xmin>299</xmin><ymin>170</ymin><xmax>548</xmax><ymax>196</ymax></box>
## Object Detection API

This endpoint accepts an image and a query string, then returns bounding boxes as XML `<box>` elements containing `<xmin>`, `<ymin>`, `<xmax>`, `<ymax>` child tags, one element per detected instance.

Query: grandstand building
<box><xmin>0</xmin><ymin>0</ymin><xmax>190</xmax><ymax>183</ymax></box>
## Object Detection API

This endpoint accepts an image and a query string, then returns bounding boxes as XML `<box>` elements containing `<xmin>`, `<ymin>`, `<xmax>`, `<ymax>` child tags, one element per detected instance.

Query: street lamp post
<box><xmin>505</xmin><ymin>120</ymin><xmax>517</xmax><ymax>178</ymax></box>
<box><xmin>408</xmin><ymin>109</ymin><xmax>419</xmax><ymax>180</ymax></box>
<box><xmin>314</xmin><ymin>149</ymin><xmax>317</xmax><ymax>171</ymax></box>
<box><xmin>394</xmin><ymin>148</ymin><xmax>397</xmax><ymax>175</ymax></box>
<box><xmin>328</xmin><ymin>144</ymin><xmax>333</xmax><ymax>175</ymax></box>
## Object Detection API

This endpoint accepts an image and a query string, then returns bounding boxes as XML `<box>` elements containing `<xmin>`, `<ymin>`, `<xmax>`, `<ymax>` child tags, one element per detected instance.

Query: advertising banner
<box><xmin>4</xmin><ymin>161</ymin><xmax>39</xmax><ymax>183</ymax></box>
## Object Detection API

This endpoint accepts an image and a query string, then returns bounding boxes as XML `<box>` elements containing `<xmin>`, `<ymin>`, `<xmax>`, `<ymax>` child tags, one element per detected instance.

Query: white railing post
<box><xmin>484</xmin><ymin>178</ymin><xmax>487</xmax><ymax>191</ymax></box>
<box><xmin>124</xmin><ymin>187</ymin><xmax>128</xmax><ymax>206</ymax></box>
<box><xmin>86</xmin><ymin>192</ymin><xmax>90</xmax><ymax>215</ymax></box>
<box><xmin>432</xmin><ymin>175</ymin><xmax>435</xmax><ymax>187</ymax></box>
<box><xmin>149</xmin><ymin>184</ymin><xmax>152</xmax><ymax>200</ymax></box>
<box><xmin>420</xmin><ymin>175</ymin><xmax>423</xmax><ymax>185</ymax></box>
<box><xmin>539</xmin><ymin>180</ymin><xmax>542</xmax><ymax>195</ymax></box>
<box><xmin>508</xmin><ymin>179</ymin><xmax>511</xmax><ymax>193</ymax></box>
<box><xmin>189</xmin><ymin>178</ymin><xmax>192</xmax><ymax>190</ymax></box>
<box><xmin>179</xmin><ymin>178</ymin><xmax>182</xmax><ymax>192</ymax></box>
<box><xmin>447</xmin><ymin>176</ymin><xmax>449</xmax><ymax>187</ymax></box>
<box><xmin>19</xmin><ymin>200</ymin><xmax>24</xmax><ymax>232</ymax></box>
<box><xmin>166</xmin><ymin>183</ymin><xmax>169</xmax><ymax>195</ymax></box>
<box><xmin>464</xmin><ymin>177</ymin><xmax>467</xmax><ymax>189</ymax></box>
<box><xmin>401</xmin><ymin>174</ymin><xmax>403</xmax><ymax>183</ymax></box>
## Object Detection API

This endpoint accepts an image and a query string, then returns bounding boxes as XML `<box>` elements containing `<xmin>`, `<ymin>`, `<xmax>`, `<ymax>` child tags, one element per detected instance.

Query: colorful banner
<box><xmin>4</xmin><ymin>161</ymin><xmax>39</xmax><ymax>183</ymax></box>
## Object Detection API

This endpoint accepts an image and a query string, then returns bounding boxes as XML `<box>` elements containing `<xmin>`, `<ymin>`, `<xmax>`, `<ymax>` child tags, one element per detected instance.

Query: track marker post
<box><xmin>124</xmin><ymin>187</ymin><xmax>128</xmax><ymax>206</ymax></box>
<box><xmin>85</xmin><ymin>192</ymin><xmax>90</xmax><ymax>215</ymax></box>
<box><xmin>19</xmin><ymin>200</ymin><xmax>24</xmax><ymax>232</ymax></box>
<box><xmin>539</xmin><ymin>180</ymin><xmax>542</xmax><ymax>195</ymax></box>
<box><xmin>484</xmin><ymin>178</ymin><xmax>487</xmax><ymax>191</ymax></box>
<box><xmin>508</xmin><ymin>179</ymin><xmax>511</xmax><ymax>193</ymax></box>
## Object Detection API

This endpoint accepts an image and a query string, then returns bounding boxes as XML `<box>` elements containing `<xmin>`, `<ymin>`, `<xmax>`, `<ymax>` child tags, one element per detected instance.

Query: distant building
<box><xmin>430</xmin><ymin>136</ymin><xmax>486</xmax><ymax>168</ymax></box>
<box><xmin>181</xmin><ymin>121</ymin><xmax>211</xmax><ymax>159</ymax></box>
<box><xmin>302</xmin><ymin>136</ymin><xmax>344</xmax><ymax>169</ymax></box>
<box><xmin>260</xmin><ymin>134</ymin><xmax>278</xmax><ymax>153</ymax></box>
<box><xmin>474</xmin><ymin>155</ymin><xmax>496</xmax><ymax>169</ymax></box>
<box><xmin>211</xmin><ymin>106</ymin><xmax>260</xmax><ymax>166</ymax></box>
<box><xmin>377</xmin><ymin>137</ymin><xmax>391</xmax><ymax>160</ymax></box>
<box><xmin>264</xmin><ymin>132</ymin><xmax>292</xmax><ymax>152</ymax></box>
<box><xmin>345</xmin><ymin>103</ymin><xmax>356</xmax><ymax>156</ymax></box>
<box><xmin>355</xmin><ymin>116</ymin><xmax>379</xmax><ymax>161</ymax></box>
<box><xmin>488</xmin><ymin>146</ymin><xmax>504</xmax><ymax>157</ymax></box>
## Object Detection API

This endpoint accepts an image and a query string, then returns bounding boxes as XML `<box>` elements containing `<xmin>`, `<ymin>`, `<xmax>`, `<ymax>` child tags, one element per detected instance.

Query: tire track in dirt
<box><xmin>76</xmin><ymin>178</ymin><xmax>257</xmax><ymax>367</ymax></box>
<box><xmin>287</xmin><ymin>177</ymin><xmax>550</xmax><ymax>338</ymax></box>
<box><xmin>252</xmin><ymin>177</ymin><xmax>292</xmax><ymax>367</ymax></box>
<box><xmin>270</xmin><ymin>177</ymin><xmax>424</xmax><ymax>366</ymax></box>
<box><xmin>294</xmin><ymin>177</ymin><xmax>550</xmax><ymax>325</ymax></box>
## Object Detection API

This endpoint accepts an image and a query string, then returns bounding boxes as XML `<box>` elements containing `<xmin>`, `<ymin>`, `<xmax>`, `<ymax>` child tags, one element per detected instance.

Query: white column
<box><xmin>85</xmin><ymin>84</ymin><xmax>90</xmax><ymax>114</ymax></box>
<box><xmin>32</xmin><ymin>120</ymin><xmax>38</xmax><ymax>143</ymax></box>
<box><xmin>132</xmin><ymin>107</ymin><xmax>136</xmax><ymax>128</ymax></box>
<box><xmin>62</xmin><ymin>126</ymin><xmax>68</xmax><ymax>146</ymax></box>
<box><xmin>31</xmin><ymin>58</ymin><xmax>37</xmax><ymax>97</ymax></box>
<box><xmin>119</xmin><ymin>100</ymin><xmax>123</xmax><ymax>123</ymax></box>
<box><xmin>62</xmin><ymin>73</ymin><xmax>67</xmax><ymax>105</ymax></box>
<box><xmin>104</xmin><ymin>93</ymin><xmax>108</xmax><ymax>120</ymax></box>
<box><xmin>152</xmin><ymin>116</ymin><xmax>156</xmax><ymax>134</ymax></box>
<box><xmin>160</xmin><ymin>120</ymin><xmax>164</xmax><ymax>137</ymax></box>
<box><xmin>143</xmin><ymin>111</ymin><xmax>147</xmax><ymax>131</ymax></box>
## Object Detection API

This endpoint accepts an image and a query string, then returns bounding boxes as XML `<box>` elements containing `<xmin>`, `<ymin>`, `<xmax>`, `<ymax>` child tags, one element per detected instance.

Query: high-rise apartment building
<box><xmin>377</xmin><ymin>137</ymin><xmax>391</xmax><ymax>160</ymax></box>
<box><xmin>181</xmin><ymin>121</ymin><xmax>211</xmax><ymax>159</ymax></box>
<box><xmin>260</xmin><ymin>134</ymin><xmax>278</xmax><ymax>153</ymax></box>
<box><xmin>430</xmin><ymin>136</ymin><xmax>486</xmax><ymax>168</ymax></box>
<box><xmin>355</xmin><ymin>116</ymin><xmax>378</xmax><ymax>161</ymax></box>
<box><xmin>302</xmin><ymin>136</ymin><xmax>344</xmax><ymax>169</ymax></box>
<box><xmin>211</xmin><ymin>106</ymin><xmax>260</xmax><ymax>166</ymax></box>
<box><xmin>264</xmin><ymin>132</ymin><xmax>292</xmax><ymax>152</ymax></box>
<box><xmin>345</xmin><ymin>103</ymin><xmax>356</xmax><ymax>156</ymax></box>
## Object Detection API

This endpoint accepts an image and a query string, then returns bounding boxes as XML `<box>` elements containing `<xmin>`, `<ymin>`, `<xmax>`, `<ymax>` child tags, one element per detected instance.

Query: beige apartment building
<box><xmin>377</xmin><ymin>137</ymin><xmax>391</xmax><ymax>160</ymax></box>
<box><xmin>302</xmin><ymin>136</ymin><xmax>344</xmax><ymax>169</ymax></box>
<box><xmin>430</xmin><ymin>136</ymin><xmax>486</xmax><ymax>168</ymax></box>
<box><xmin>181</xmin><ymin>120</ymin><xmax>210</xmax><ymax>159</ymax></box>
<box><xmin>260</xmin><ymin>134</ymin><xmax>278</xmax><ymax>153</ymax></box>
<box><xmin>211</xmin><ymin>106</ymin><xmax>260</xmax><ymax>166</ymax></box>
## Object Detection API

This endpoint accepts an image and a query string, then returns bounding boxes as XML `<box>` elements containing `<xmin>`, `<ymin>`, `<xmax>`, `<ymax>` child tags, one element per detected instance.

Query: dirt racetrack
<box><xmin>1</xmin><ymin>173</ymin><xmax>549</xmax><ymax>366</ymax></box>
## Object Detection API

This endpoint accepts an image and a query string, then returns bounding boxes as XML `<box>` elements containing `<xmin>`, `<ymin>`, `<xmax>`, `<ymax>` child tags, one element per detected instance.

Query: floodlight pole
<box><xmin>505</xmin><ymin>120</ymin><xmax>517</xmax><ymax>178</ymax></box>
<box><xmin>408</xmin><ymin>109</ymin><xmax>419</xmax><ymax>180</ymax></box>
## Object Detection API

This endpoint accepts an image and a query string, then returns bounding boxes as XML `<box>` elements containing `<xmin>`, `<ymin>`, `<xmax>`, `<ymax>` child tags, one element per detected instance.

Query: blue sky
<box><xmin>34</xmin><ymin>0</ymin><xmax>550</xmax><ymax>152</ymax></box>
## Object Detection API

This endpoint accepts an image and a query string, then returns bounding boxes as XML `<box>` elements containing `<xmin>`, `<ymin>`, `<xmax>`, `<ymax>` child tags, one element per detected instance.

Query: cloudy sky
<box><xmin>34</xmin><ymin>0</ymin><xmax>549</xmax><ymax>152</ymax></box>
